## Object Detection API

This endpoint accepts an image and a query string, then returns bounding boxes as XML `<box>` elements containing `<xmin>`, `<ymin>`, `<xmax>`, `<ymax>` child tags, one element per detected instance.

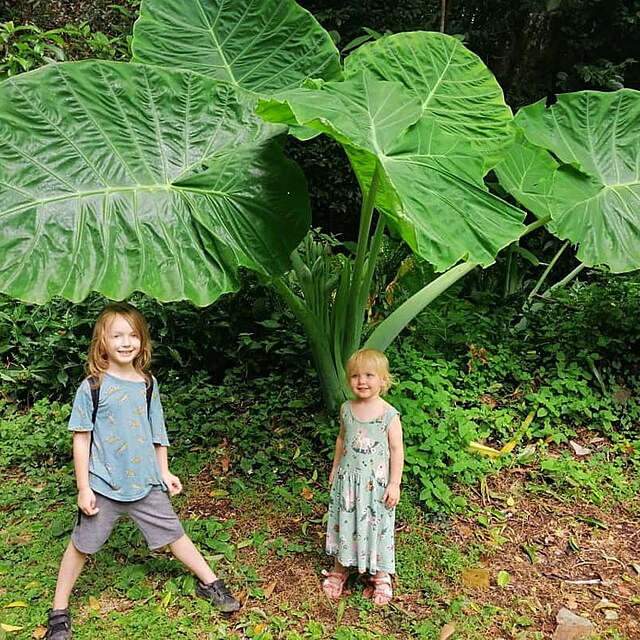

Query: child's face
<box><xmin>103</xmin><ymin>314</ymin><xmax>141</xmax><ymax>370</ymax></box>
<box><xmin>349</xmin><ymin>365</ymin><xmax>385</xmax><ymax>400</ymax></box>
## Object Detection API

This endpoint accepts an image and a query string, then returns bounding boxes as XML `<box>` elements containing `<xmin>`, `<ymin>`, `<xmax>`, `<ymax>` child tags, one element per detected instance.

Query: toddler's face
<box><xmin>349</xmin><ymin>365</ymin><xmax>385</xmax><ymax>400</ymax></box>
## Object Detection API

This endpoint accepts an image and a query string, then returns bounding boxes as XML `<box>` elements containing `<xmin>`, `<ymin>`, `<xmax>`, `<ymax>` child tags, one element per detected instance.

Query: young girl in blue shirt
<box><xmin>46</xmin><ymin>302</ymin><xmax>239</xmax><ymax>640</ymax></box>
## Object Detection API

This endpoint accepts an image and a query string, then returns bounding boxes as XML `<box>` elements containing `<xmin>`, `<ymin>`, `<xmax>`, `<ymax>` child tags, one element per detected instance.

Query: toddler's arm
<box><xmin>328</xmin><ymin>419</ymin><xmax>346</xmax><ymax>486</ymax></box>
<box><xmin>383</xmin><ymin>414</ymin><xmax>404</xmax><ymax>508</ymax></box>
<box><xmin>73</xmin><ymin>431</ymin><xmax>99</xmax><ymax>516</ymax></box>
<box><xmin>155</xmin><ymin>444</ymin><xmax>183</xmax><ymax>496</ymax></box>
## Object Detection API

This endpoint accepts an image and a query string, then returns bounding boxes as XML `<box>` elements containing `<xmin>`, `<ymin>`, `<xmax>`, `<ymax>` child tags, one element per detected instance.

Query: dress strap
<box><xmin>382</xmin><ymin>406</ymin><xmax>398</xmax><ymax>429</ymax></box>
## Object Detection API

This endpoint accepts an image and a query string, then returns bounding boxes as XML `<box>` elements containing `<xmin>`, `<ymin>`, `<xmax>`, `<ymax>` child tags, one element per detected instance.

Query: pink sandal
<box><xmin>363</xmin><ymin>573</ymin><xmax>393</xmax><ymax>605</ymax></box>
<box><xmin>322</xmin><ymin>569</ymin><xmax>349</xmax><ymax>599</ymax></box>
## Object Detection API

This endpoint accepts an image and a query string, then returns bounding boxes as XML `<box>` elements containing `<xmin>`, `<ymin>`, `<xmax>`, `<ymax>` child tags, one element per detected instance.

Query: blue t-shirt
<box><xmin>68</xmin><ymin>373</ymin><xmax>169</xmax><ymax>501</ymax></box>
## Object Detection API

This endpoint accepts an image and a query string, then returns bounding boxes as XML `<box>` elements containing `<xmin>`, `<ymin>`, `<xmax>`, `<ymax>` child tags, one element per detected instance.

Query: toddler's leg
<box><xmin>322</xmin><ymin>559</ymin><xmax>349</xmax><ymax>599</ymax></box>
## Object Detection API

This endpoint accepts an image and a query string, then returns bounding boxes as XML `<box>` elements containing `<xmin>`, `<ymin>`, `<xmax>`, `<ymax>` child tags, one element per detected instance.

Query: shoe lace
<box><xmin>213</xmin><ymin>581</ymin><xmax>233</xmax><ymax>598</ymax></box>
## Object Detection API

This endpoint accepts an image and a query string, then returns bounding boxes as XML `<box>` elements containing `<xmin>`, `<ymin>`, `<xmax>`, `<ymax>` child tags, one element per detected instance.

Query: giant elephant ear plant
<box><xmin>0</xmin><ymin>0</ymin><xmax>340</xmax><ymax>305</ymax></box>
<box><xmin>1</xmin><ymin>0</ymin><xmax>638</xmax><ymax>412</ymax></box>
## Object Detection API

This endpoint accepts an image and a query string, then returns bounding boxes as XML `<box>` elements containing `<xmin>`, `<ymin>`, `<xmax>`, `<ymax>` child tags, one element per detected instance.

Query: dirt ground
<box><xmin>183</xmin><ymin>467</ymin><xmax>640</xmax><ymax>639</ymax></box>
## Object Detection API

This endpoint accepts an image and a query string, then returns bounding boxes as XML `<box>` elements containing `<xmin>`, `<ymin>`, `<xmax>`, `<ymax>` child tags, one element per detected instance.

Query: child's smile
<box><xmin>350</xmin><ymin>370</ymin><xmax>384</xmax><ymax>399</ymax></box>
<box><xmin>104</xmin><ymin>314</ymin><xmax>141</xmax><ymax>369</ymax></box>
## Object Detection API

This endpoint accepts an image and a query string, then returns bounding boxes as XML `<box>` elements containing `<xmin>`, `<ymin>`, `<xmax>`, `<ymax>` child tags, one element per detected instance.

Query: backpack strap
<box><xmin>145</xmin><ymin>377</ymin><xmax>153</xmax><ymax>418</ymax></box>
<box><xmin>88</xmin><ymin>375</ymin><xmax>100</xmax><ymax>424</ymax></box>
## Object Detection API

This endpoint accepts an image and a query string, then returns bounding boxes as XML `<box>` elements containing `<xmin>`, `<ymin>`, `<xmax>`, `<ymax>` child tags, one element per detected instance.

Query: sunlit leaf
<box><xmin>344</xmin><ymin>32</ymin><xmax>515</xmax><ymax>168</ymax></box>
<box><xmin>497</xmin><ymin>570</ymin><xmax>511</xmax><ymax>587</ymax></box>
<box><xmin>0</xmin><ymin>623</ymin><xmax>23</xmax><ymax>632</ymax></box>
<box><xmin>0</xmin><ymin>61</ymin><xmax>309</xmax><ymax>304</ymax></box>
<box><xmin>259</xmin><ymin>69</ymin><xmax>525</xmax><ymax>272</ymax></box>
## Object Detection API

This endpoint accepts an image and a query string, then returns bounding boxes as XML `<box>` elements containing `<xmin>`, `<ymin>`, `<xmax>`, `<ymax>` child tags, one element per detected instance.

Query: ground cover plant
<box><xmin>1</xmin><ymin>274</ymin><xmax>639</xmax><ymax>639</ymax></box>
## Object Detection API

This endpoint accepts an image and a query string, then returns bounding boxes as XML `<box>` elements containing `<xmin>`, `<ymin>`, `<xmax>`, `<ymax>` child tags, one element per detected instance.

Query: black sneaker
<box><xmin>196</xmin><ymin>579</ymin><xmax>240</xmax><ymax>613</ymax></box>
<box><xmin>46</xmin><ymin>608</ymin><xmax>72</xmax><ymax>640</ymax></box>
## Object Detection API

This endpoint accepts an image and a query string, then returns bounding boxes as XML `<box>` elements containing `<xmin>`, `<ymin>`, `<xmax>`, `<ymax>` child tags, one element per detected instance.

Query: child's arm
<box><xmin>155</xmin><ymin>444</ymin><xmax>183</xmax><ymax>496</ymax></box>
<box><xmin>73</xmin><ymin>431</ymin><xmax>99</xmax><ymax>516</ymax></box>
<box><xmin>383</xmin><ymin>414</ymin><xmax>404</xmax><ymax>508</ymax></box>
<box><xmin>328</xmin><ymin>419</ymin><xmax>346</xmax><ymax>486</ymax></box>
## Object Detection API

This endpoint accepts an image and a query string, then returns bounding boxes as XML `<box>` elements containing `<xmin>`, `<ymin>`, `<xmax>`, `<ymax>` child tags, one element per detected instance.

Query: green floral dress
<box><xmin>325</xmin><ymin>401</ymin><xmax>398</xmax><ymax>575</ymax></box>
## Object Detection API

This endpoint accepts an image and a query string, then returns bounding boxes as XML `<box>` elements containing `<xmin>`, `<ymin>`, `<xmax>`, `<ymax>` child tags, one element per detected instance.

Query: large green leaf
<box><xmin>131</xmin><ymin>0</ymin><xmax>342</xmax><ymax>94</ymax></box>
<box><xmin>344</xmin><ymin>32</ymin><xmax>514</xmax><ymax>169</ymax></box>
<box><xmin>259</xmin><ymin>71</ymin><xmax>525</xmax><ymax>270</ymax></box>
<box><xmin>496</xmin><ymin>90</ymin><xmax>640</xmax><ymax>273</ymax></box>
<box><xmin>0</xmin><ymin>61</ymin><xmax>310</xmax><ymax>304</ymax></box>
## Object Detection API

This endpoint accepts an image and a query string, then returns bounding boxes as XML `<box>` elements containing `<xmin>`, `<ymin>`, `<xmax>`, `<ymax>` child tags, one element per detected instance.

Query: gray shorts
<box><xmin>71</xmin><ymin>489</ymin><xmax>185</xmax><ymax>554</ymax></box>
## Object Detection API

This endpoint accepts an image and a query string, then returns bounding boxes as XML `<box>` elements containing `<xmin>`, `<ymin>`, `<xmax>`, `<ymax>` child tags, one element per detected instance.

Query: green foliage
<box><xmin>368</xmin><ymin>269</ymin><xmax>640</xmax><ymax>511</ymax></box>
<box><xmin>387</xmin><ymin>343</ymin><xmax>495</xmax><ymax>512</ymax></box>
<box><xmin>163</xmin><ymin>366</ymin><xmax>326</xmax><ymax>491</ymax></box>
<box><xmin>0</xmin><ymin>396</ymin><xmax>71</xmax><ymax>468</ymax></box>
<box><xmin>0</xmin><ymin>294</ymin><xmax>104</xmax><ymax>402</ymax></box>
<box><xmin>0</xmin><ymin>17</ymin><xmax>131</xmax><ymax>80</ymax></box>
<box><xmin>0</xmin><ymin>276</ymin><xmax>312</xmax><ymax>405</ymax></box>
<box><xmin>532</xmin><ymin>447</ymin><xmax>639</xmax><ymax>504</ymax></box>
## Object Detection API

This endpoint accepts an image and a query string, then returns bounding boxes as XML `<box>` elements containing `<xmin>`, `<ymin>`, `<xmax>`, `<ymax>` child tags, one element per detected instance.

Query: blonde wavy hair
<box><xmin>345</xmin><ymin>348</ymin><xmax>394</xmax><ymax>395</ymax></box>
<box><xmin>86</xmin><ymin>302</ymin><xmax>152</xmax><ymax>383</ymax></box>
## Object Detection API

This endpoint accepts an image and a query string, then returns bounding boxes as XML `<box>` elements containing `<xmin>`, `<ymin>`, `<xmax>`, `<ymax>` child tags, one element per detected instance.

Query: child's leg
<box><xmin>170</xmin><ymin>534</ymin><xmax>240</xmax><ymax>613</ymax></box>
<box><xmin>169</xmin><ymin>534</ymin><xmax>217</xmax><ymax>584</ymax></box>
<box><xmin>52</xmin><ymin>541</ymin><xmax>87</xmax><ymax>609</ymax></box>
<box><xmin>364</xmin><ymin>571</ymin><xmax>393</xmax><ymax>605</ymax></box>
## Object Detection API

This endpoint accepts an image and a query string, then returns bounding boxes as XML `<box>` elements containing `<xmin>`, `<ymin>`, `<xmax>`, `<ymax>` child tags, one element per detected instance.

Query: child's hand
<box><xmin>382</xmin><ymin>483</ymin><xmax>400</xmax><ymax>509</ymax></box>
<box><xmin>329</xmin><ymin>469</ymin><xmax>337</xmax><ymax>486</ymax></box>
<box><xmin>77</xmin><ymin>487</ymin><xmax>99</xmax><ymax>516</ymax></box>
<box><xmin>163</xmin><ymin>473</ymin><xmax>183</xmax><ymax>496</ymax></box>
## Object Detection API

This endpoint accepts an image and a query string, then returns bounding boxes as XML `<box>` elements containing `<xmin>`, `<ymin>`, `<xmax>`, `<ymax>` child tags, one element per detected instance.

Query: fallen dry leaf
<box><xmin>262</xmin><ymin>581</ymin><xmax>277</xmax><ymax>599</ymax></box>
<box><xmin>461</xmin><ymin>568</ymin><xmax>490</xmax><ymax>589</ymax></box>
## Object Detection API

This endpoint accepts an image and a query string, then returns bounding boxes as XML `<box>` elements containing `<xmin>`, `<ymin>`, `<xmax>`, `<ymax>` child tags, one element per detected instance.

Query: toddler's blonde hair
<box><xmin>345</xmin><ymin>348</ymin><xmax>393</xmax><ymax>395</ymax></box>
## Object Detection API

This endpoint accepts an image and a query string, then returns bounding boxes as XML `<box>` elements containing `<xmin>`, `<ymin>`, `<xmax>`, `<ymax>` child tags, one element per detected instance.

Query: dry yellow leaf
<box><xmin>4</xmin><ymin>602</ymin><xmax>28</xmax><ymax>608</ymax></box>
<box><xmin>467</xmin><ymin>441</ymin><xmax>501</xmax><ymax>458</ymax></box>
<box><xmin>439</xmin><ymin>623</ymin><xmax>456</xmax><ymax>640</ymax></box>
<box><xmin>262</xmin><ymin>580</ymin><xmax>277</xmax><ymax>599</ymax></box>
<box><xmin>88</xmin><ymin>595</ymin><xmax>100</xmax><ymax>611</ymax></box>
<box><xmin>1</xmin><ymin>623</ymin><xmax>24</xmax><ymax>632</ymax></box>
<box><xmin>461</xmin><ymin>568</ymin><xmax>490</xmax><ymax>589</ymax></box>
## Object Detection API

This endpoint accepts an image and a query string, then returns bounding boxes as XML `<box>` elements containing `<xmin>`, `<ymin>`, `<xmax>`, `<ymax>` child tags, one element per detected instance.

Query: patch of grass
<box><xmin>2</xmin><ymin>446</ymin><xmax>638</xmax><ymax>638</ymax></box>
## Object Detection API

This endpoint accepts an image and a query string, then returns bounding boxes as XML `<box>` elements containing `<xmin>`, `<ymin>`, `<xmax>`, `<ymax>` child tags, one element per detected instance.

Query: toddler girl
<box><xmin>322</xmin><ymin>348</ymin><xmax>404</xmax><ymax>606</ymax></box>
